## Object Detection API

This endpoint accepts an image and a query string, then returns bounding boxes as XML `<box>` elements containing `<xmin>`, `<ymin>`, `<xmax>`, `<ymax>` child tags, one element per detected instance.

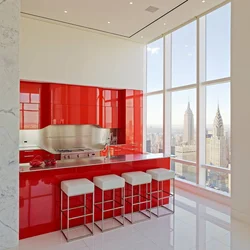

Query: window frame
<box><xmin>145</xmin><ymin>1</ymin><xmax>231</xmax><ymax>196</ymax></box>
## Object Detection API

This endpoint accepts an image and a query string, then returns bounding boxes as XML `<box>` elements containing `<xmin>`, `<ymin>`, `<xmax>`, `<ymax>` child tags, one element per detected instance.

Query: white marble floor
<box><xmin>11</xmin><ymin>189</ymin><xmax>250</xmax><ymax>250</ymax></box>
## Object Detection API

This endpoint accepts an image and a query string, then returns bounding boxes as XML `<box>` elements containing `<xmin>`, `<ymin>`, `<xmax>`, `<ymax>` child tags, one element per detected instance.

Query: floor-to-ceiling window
<box><xmin>146</xmin><ymin>3</ymin><xmax>231</xmax><ymax>195</ymax></box>
<box><xmin>146</xmin><ymin>38</ymin><xmax>164</xmax><ymax>153</ymax></box>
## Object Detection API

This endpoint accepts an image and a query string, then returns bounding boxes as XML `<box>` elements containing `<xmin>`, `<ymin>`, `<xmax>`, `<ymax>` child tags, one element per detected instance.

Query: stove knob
<box><xmin>77</xmin><ymin>154</ymin><xmax>79</xmax><ymax>158</ymax></box>
<box><xmin>68</xmin><ymin>155</ymin><xmax>70</xmax><ymax>159</ymax></box>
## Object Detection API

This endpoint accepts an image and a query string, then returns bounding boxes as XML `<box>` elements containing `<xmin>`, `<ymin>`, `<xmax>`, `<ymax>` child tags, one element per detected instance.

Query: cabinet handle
<box><xmin>24</xmin><ymin>155</ymin><xmax>34</xmax><ymax>158</ymax></box>
<box><xmin>24</xmin><ymin>150</ymin><xmax>34</xmax><ymax>153</ymax></box>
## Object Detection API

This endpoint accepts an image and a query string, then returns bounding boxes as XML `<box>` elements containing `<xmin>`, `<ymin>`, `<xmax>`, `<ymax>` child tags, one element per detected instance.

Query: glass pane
<box><xmin>146</xmin><ymin>94</ymin><xmax>163</xmax><ymax>153</ymax></box>
<box><xmin>206</xmin><ymin>169</ymin><xmax>230</xmax><ymax>194</ymax></box>
<box><xmin>206</xmin><ymin>83</ymin><xmax>231</xmax><ymax>168</ymax></box>
<box><xmin>31</xmin><ymin>94</ymin><xmax>40</xmax><ymax>103</ymax></box>
<box><xmin>206</xmin><ymin>3</ymin><xmax>231</xmax><ymax>81</ymax></box>
<box><xmin>147</xmin><ymin>38</ymin><xmax>163</xmax><ymax>92</ymax></box>
<box><xmin>24</xmin><ymin>104</ymin><xmax>39</xmax><ymax>111</ymax></box>
<box><xmin>172</xmin><ymin>161</ymin><xmax>196</xmax><ymax>183</ymax></box>
<box><xmin>171</xmin><ymin>89</ymin><xmax>196</xmax><ymax>161</ymax></box>
<box><xmin>23</xmin><ymin>111</ymin><xmax>39</xmax><ymax>129</ymax></box>
<box><xmin>20</xmin><ymin>93</ymin><xmax>29</xmax><ymax>103</ymax></box>
<box><xmin>172</xmin><ymin>21</ymin><xmax>197</xmax><ymax>87</ymax></box>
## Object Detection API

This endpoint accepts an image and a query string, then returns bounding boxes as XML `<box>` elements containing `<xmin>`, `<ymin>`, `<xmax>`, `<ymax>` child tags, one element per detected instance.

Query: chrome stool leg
<box><xmin>94</xmin><ymin>187</ymin><xmax>125</xmax><ymax>232</ymax></box>
<box><xmin>124</xmin><ymin>182</ymin><xmax>152</xmax><ymax>224</ymax></box>
<box><xmin>151</xmin><ymin>178</ymin><xmax>175</xmax><ymax>217</ymax></box>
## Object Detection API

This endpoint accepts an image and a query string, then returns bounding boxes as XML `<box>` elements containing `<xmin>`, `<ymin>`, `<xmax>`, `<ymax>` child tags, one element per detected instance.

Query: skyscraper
<box><xmin>175</xmin><ymin>102</ymin><xmax>196</xmax><ymax>182</ymax></box>
<box><xmin>183</xmin><ymin>102</ymin><xmax>194</xmax><ymax>145</ymax></box>
<box><xmin>209</xmin><ymin>105</ymin><xmax>227</xmax><ymax>168</ymax></box>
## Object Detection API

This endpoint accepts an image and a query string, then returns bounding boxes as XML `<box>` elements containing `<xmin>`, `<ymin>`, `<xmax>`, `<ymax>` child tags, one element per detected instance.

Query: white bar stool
<box><xmin>93</xmin><ymin>174</ymin><xmax>125</xmax><ymax>232</ymax></box>
<box><xmin>146</xmin><ymin>168</ymin><xmax>175</xmax><ymax>217</ymax></box>
<box><xmin>122</xmin><ymin>171</ymin><xmax>152</xmax><ymax>224</ymax></box>
<box><xmin>61</xmin><ymin>178</ymin><xmax>95</xmax><ymax>242</ymax></box>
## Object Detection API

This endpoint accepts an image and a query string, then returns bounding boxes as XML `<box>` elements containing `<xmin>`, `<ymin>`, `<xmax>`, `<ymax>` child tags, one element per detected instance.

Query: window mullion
<box><xmin>198</xmin><ymin>15</ymin><xmax>207</xmax><ymax>186</ymax></box>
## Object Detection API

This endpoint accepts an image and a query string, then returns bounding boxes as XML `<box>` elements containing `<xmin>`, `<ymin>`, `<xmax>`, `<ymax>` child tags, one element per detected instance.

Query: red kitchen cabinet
<box><xmin>50</xmin><ymin>84</ymin><xmax>68</xmax><ymax>105</ymax></box>
<box><xmin>40</xmin><ymin>83</ymin><xmax>51</xmax><ymax>128</ymax></box>
<box><xmin>80</xmin><ymin>106</ymin><xmax>98</xmax><ymax>125</ymax></box>
<box><xmin>126</xmin><ymin>107</ymin><xmax>134</xmax><ymax>144</ymax></box>
<box><xmin>20</xmin><ymin>150</ymin><xmax>38</xmax><ymax>163</ymax></box>
<box><xmin>50</xmin><ymin>104</ymin><xmax>67</xmax><ymax>125</ymax></box>
<box><xmin>68</xmin><ymin>105</ymin><xmax>81</xmax><ymax>125</ymax></box>
<box><xmin>100</xmin><ymin>106</ymin><xmax>118</xmax><ymax>128</ymax></box>
<box><xmin>67</xmin><ymin>85</ymin><xmax>81</xmax><ymax>105</ymax></box>
<box><xmin>102</xmin><ymin>89</ymin><xmax>118</xmax><ymax>107</ymax></box>
<box><xmin>20</xmin><ymin>82</ymin><xmax>41</xmax><ymax>130</ymax></box>
<box><xmin>19</xmin><ymin>150</ymin><xmax>60</xmax><ymax>163</ymax></box>
<box><xmin>80</xmin><ymin>86</ymin><xmax>99</xmax><ymax>106</ymax></box>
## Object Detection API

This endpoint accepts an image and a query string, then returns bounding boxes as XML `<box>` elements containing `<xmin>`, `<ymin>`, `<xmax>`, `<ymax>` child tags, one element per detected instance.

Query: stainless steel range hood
<box><xmin>38</xmin><ymin>125</ymin><xmax>110</xmax><ymax>154</ymax></box>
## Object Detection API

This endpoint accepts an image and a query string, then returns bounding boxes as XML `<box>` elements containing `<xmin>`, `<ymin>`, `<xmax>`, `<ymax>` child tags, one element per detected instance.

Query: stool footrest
<box><xmin>95</xmin><ymin>199</ymin><xmax>124</xmax><ymax>213</ymax></box>
<box><xmin>69</xmin><ymin>212</ymin><xmax>94</xmax><ymax>221</ymax></box>
<box><xmin>125</xmin><ymin>199</ymin><xmax>150</xmax><ymax>206</ymax></box>
<box><xmin>61</xmin><ymin>204</ymin><xmax>86</xmax><ymax>212</ymax></box>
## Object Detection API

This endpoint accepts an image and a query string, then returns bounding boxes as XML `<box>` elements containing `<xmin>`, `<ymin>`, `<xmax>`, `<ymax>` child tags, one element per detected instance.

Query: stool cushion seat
<box><xmin>94</xmin><ymin>174</ymin><xmax>125</xmax><ymax>191</ymax></box>
<box><xmin>122</xmin><ymin>171</ymin><xmax>152</xmax><ymax>186</ymax></box>
<box><xmin>146</xmin><ymin>168</ymin><xmax>175</xmax><ymax>181</ymax></box>
<box><xmin>61</xmin><ymin>178</ymin><xmax>94</xmax><ymax>197</ymax></box>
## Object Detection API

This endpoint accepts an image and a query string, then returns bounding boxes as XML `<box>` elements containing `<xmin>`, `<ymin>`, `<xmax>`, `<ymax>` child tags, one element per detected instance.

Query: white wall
<box><xmin>231</xmin><ymin>0</ymin><xmax>250</xmax><ymax>224</ymax></box>
<box><xmin>20</xmin><ymin>15</ymin><xmax>145</xmax><ymax>90</ymax></box>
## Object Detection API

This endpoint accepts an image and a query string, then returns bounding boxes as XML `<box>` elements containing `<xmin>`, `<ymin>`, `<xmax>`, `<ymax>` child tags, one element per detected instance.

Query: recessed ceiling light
<box><xmin>164</xmin><ymin>23</ymin><xmax>166</xmax><ymax>26</ymax></box>
<box><xmin>129</xmin><ymin>1</ymin><xmax>133</xmax><ymax>4</ymax></box>
<box><xmin>141</xmin><ymin>36</ymin><xmax>143</xmax><ymax>38</ymax></box>
<box><xmin>64</xmin><ymin>10</ymin><xmax>68</xmax><ymax>13</ymax></box>
<box><xmin>108</xmin><ymin>21</ymin><xmax>111</xmax><ymax>24</ymax></box>
<box><xmin>202</xmin><ymin>0</ymin><xmax>205</xmax><ymax>3</ymax></box>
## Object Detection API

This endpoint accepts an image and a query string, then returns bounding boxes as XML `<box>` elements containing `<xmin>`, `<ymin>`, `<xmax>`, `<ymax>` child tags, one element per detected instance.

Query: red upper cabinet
<box><xmin>80</xmin><ymin>86</ymin><xmax>99</xmax><ymax>106</ymax></box>
<box><xmin>68</xmin><ymin>85</ymin><xmax>81</xmax><ymax>105</ymax></box>
<box><xmin>50</xmin><ymin>84</ymin><xmax>68</xmax><ymax>105</ymax></box>
<box><xmin>20</xmin><ymin>81</ymin><xmax>41</xmax><ymax>130</ymax></box>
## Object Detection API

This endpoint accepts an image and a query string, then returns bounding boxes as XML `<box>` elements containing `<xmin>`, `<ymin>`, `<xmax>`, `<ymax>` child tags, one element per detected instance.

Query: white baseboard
<box><xmin>175</xmin><ymin>179</ymin><xmax>231</xmax><ymax>207</ymax></box>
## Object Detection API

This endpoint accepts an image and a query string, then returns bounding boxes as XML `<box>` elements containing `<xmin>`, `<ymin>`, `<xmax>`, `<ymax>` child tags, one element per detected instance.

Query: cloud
<box><xmin>147</xmin><ymin>47</ymin><xmax>160</xmax><ymax>55</ymax></box>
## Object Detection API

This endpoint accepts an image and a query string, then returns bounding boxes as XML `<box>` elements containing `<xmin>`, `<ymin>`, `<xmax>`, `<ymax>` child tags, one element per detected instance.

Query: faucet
<box><xmin>105</xmin><ymin>134</ymin><xmax>112</xmax><ymax>159</ymax></box>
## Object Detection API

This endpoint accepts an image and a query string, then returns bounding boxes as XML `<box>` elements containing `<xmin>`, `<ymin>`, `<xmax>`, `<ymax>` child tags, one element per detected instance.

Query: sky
<box><xmin>147</xmin><ymin>3</ymin><xmax>231</xmax><ymax>127</ymax></box>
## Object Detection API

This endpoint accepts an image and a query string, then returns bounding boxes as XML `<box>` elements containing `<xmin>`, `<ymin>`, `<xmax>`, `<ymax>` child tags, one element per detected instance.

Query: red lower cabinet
<box><xmin>19</xmin><ymin>157</ymin><xmax>170</xmax><ymax>239</ymax></box>
<box><xmin>19</xmin><ymin>150</ymin><xmax>60</xmax><ymax>163</ymax></box>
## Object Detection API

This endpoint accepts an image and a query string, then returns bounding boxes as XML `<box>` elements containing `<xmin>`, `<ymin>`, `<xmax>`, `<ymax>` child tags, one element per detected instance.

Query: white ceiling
<box><xmin>21</xmin><ymin>0</ymin><xmax>226</xmax><ymax>43</ymax></box>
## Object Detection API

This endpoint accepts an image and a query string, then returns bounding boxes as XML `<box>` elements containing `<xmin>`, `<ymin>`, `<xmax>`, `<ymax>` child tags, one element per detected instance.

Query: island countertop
<box><xmin>19</xmin><ymin>153</ymin><xmax>170</xmax><ymax>173</ymax></box>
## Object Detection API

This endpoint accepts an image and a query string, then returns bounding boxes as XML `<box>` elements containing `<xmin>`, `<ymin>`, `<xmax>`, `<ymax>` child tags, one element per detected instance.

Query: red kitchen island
<box><xmin>19</xmin><ymin>154</ymin><xmax>170</xmax><ymax>239</ymax></box>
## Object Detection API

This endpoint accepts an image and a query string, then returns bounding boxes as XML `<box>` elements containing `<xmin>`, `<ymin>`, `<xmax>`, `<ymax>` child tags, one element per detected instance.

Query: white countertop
<box><xmin>19</xmin><ymin>146</ymin><xmax>41</xmax><ymax>151</ymax></box>
<box><xmin>19</xmin><ymin>153</ymin><xmax>170</xmax><ymax>173</ymax></box>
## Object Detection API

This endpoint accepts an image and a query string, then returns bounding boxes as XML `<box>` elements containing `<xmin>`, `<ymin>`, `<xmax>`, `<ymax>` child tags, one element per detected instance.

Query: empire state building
<box><xmin>183</xmin><ymin>102</ymin><xmax>194</xmax><ymax>145</ymax></box>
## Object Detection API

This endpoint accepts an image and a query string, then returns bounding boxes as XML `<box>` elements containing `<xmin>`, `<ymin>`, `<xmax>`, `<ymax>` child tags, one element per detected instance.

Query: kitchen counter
<box><xmin>19</xmin><ymin>153</ymin><xmax>170</xmax><ymax>239</ymax></box>
<box><xmin>19</xmin><ymin>153</ymin><xmax>170</xmax><ymax>172</ymax></box>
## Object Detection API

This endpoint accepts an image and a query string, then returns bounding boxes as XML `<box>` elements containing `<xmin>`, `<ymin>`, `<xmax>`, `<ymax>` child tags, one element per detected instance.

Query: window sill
<box><xmin>175</xmin><ymin>177</ymin><xmax>231</xmax><ymax>206</ymax></box>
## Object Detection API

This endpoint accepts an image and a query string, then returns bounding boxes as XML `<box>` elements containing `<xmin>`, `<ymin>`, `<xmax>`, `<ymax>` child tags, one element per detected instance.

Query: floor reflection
<box><xmin>14</xmin><ymin>188</ymin><xmax>250</xmax><ymax>250</ymax></box>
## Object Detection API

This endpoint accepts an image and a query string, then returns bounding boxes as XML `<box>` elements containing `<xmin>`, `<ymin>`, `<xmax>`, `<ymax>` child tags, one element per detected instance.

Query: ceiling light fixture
<box><xmin>164</xmin><ymin>23</ymin><xmax>166</xmax><ymax>26</ymax></box>
<box><xmin>202</xmin><ymin>0</ymin><xmax>205</xmax><ymax>3</ymax></box>
<box><xmin>64</xmin><ymin>10</ymin><xmax>68</xmax><ymax>13</ymax></box>
<box><xmin>108</xmin><ymin>21</ymin><xmax>111</xmax><ymax>24</ymax></box>
<box><xmin>141</xmin><ymin>36</ymin><xmax>143</xmax><ymax>38</ymax></box>
<box><xmin>129</xmin><ymin>2</ymin><xmax>133</xmax><ymax>4</ymax></box>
